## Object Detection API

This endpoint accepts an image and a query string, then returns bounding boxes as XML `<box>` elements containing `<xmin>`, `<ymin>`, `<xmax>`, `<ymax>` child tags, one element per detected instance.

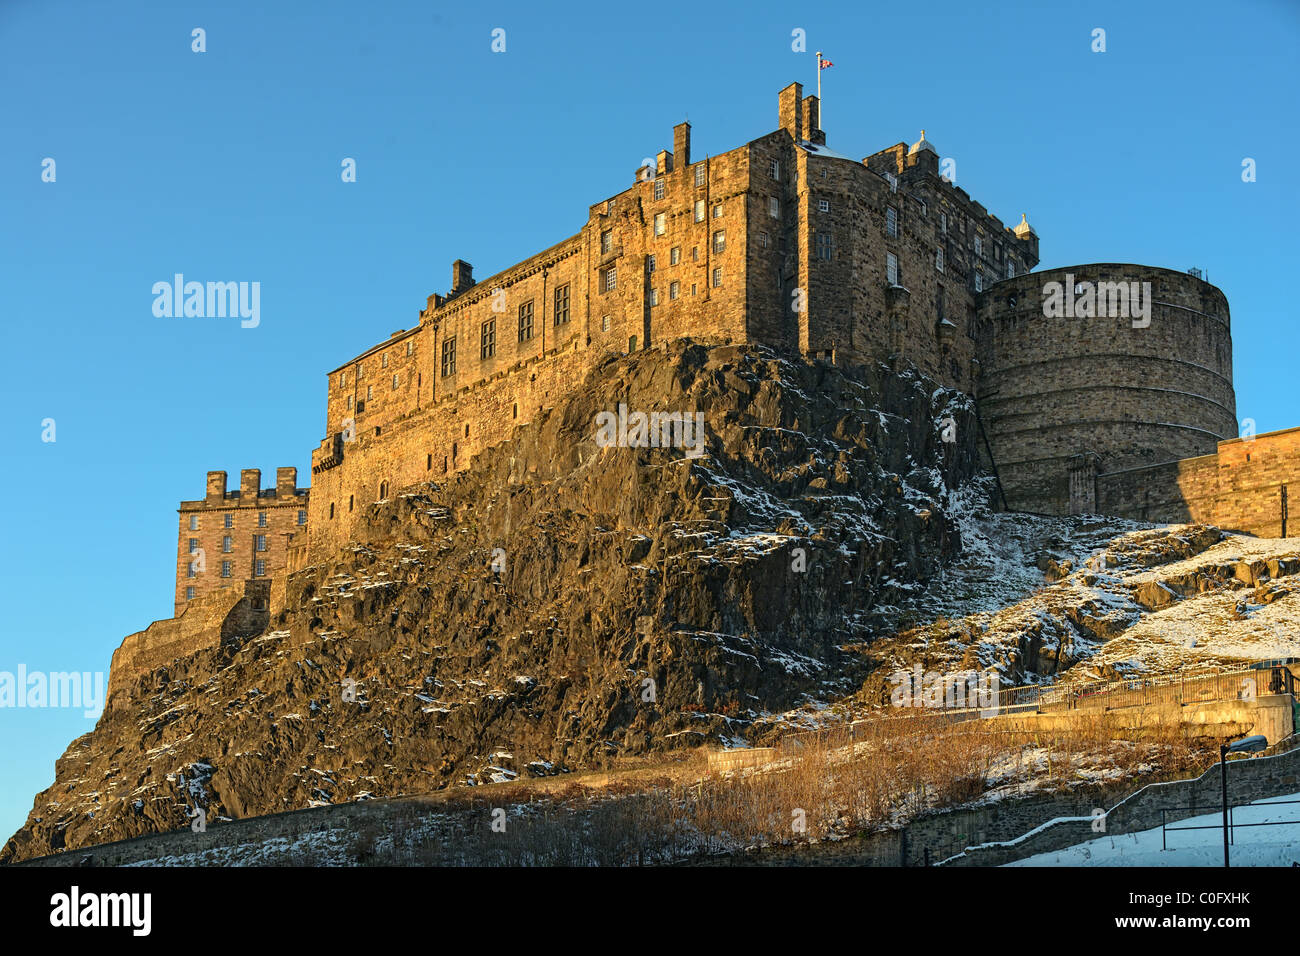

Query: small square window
<box><xmin>815</xmin><ymin>231</ymin><xmax>832</xmax><ymax>260</ymax></box>
<box><xmin>818</xmin><ymin>199</ymin><xmax>829</xmax><ymax>213</ymax></box>
<box><xmin>647</xmin><ymin>254</ymin><xmax>656</xmax><ymax>273</ymax></box>
<box><xmin>224</xmin><ymin>514</ymin><xmax>233</xmax><ymax>529</ymax></box>
<box><xmin>712</xmin><ymin>267</ymin><xmax>722</xmax><ymax>288</ymax></box>
<box><xmin>654</xmin><ymin>178</ymin><xmax>664</xmax><ymax>201</ymax></box>
<box><xmin>885</xmin><ymin>172</ymin><xmax>898</xmax><ymax>193</ymax></box>
<box><xmin>221</xmin><ymin>561</ymin><xmax>232</xmax><ymax>579</ymax></box>
<box><xmin>601</xmin><ymin>229</ymin><xmax>613</xmax><ymax>253</ymax></box>
<box><xmin>255</xmin><ymin>559</ymin><xmax>266</xmax><ymax>577</ymax></box>
<box><xmin>650</xmin><ymin>288</ymin><xmax>659</xmax><ymax>306</ymax></box>
<box><xmin>257</xmin><ymin>512</ymin><xmax>267</xmax><ymax>527</ymax></box>
<box><xmin>188</xmin><ymin>515</ymin><xmax>198</xmax><ymax>531</ymax></box>
<box><xmin>222</xmin><ymin>536</ymin><xmax>232</xmax><ymax>553</ymax></box>
<box><xmin>769</xmin><ymin>158</ymin><xmax>780</xmax><ymax>180</ymax></box>
<box><xmin>602</xmin><ymin>314</ymin><xmax>611</xmax><ymax>332</ymax></box>
<box><xmin>669</xmin><ymin>281</ymin><xmax>680</xmax><ymax>300</ymax></box>
<box><xmin>769</xmin><ymin>197</ymin><xmax>779</xmax><ymax>218</ymax></box>
<box><xmin>186</xmin><ymin>586</ymin><xmax>195</xmax><ymax>600</ymax></box>
<box><xmin>366</xmin><ymin>385</ymin><xmax>373</xmax><ymax>400</ymax></box>
<box><xmin>712</xmin><ymin>204</ymin><xmax>722</xmax><ymax>219</ymax></box>
<box><xmin>713</xmin><ymin>230</ymin><xmax>725</xmax><ymax>254</ymax></box>
<box><xmin>670</xmin><ymin>246</ymin><xmax>680</xmax><ymax>265</ymax></box>
<box><xmin>691</xmin><ymin>246</ymin><xmax>699</xmax><ymax>262</ymax></box>
<box><xmin>297</xmin><ymin>510</ymin><xmax>307</xmax><ymax>525</ymax></box>
<box><xmin>693</xmin><ymin>200</ymin><xmax>705</xmax><ymax>223</ymax></box>
<box><xmin>602</xmin><ymin>266</ymin><xmax>617</xmax><ymax>292</ymax></box>
<box><xmin>654</xmin><ymin>212</ymin><xmax>666</xmax><ymax>236</ymax></box>
<box><xmin>758</xmin><ymin>232</ymin><xmax>769</xmax><ymax>249</ymax></box>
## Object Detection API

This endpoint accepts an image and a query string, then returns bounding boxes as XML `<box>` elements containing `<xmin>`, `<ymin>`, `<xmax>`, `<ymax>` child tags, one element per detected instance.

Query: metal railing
<box><xmin>1160</xmin><ymin>797</ymin><xmax>1300</xmax><ymax>851</ymax></box>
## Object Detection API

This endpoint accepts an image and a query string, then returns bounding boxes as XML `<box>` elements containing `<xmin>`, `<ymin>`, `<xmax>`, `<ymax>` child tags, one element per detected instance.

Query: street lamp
<box><xmin>1221</xmin><ymin>734</ymin><xmax>1268</xmax><ymax>868</ymax></box>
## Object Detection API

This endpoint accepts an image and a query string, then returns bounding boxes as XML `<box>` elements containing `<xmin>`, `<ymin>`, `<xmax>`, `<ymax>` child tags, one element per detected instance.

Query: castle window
<box><xmin>887</xmin><ymin>253</ymin><xmax>899</xmax><ymax>286</ymax></box>
<box><xmin>691</xmin><ymin>283</ymin><xmax>697</xmax><ymax>296</ymax></box>
<box><xmin>357</xmin><ymin>363</ymin><xmax>364</xmax><ymax>380</ymax></box>
<box><xmin>1007</xmin><ymin>260</ymin><xmax>1016</xmax><ymax>279</ymax></box>
<box><xmin>224</xmin><ymin>514</ymin><xmax>233</xmax><ymax>529</ymax></box>
<box><xmin>406</xmin><ymin>341</ymin><xmax>413</xmax><ymax>356</ymax></box>
<box><xmin>381</xmin><ymin>352</ymin><xmax>388</xmax><ymax>368</ymax></box>
<box><xmin>647</xmin><ymin>254</ymin><xmax>656</xmax><ymax>273</ymax></box>
<box><xmin>329</xmin><ymin>503</ymin><xmax>335</xmax><ymax>519</ymax></box>
<box><xmin>601</xmin><ymin>229</ymin><xmax>613</xmax><ymax>253</ymax></box>
<box><xmin>222</xmin><ymin>536</ymin><xmax>233</xmax><ymax>553</ymax></box>
<box><xmin>815</xmin><ymin>231</ymin><xmax>832</xmax><ymax>260</ymax></box>
<box><xmin>670</xmin><ymin>246</ymin><xmax>680</xmax><ymax>265</ymax></box>
<box><xmin>189</xmin><ymin>515</ymin><xmax>199</xmax><ymax>531</ymax></box>
<box><xmin>940</xmin><ymin>212</ymin><xmax>947</xmax><ymax>235</ymax></box>
<box><xmin>480</xmin><ymin>319</ymin><xmax>496</xmax><ymax>359</ymax></box>
<box><xmin>758</xmin><ymin>232</ymin><xmax>768</xmax><ymax>249</ymax></box>
<box><xmin>512</xmin><ymin>403</ymin><xmax>518</xmax><ymax>419</ymax></box>
<box><xmin>713</xmin><ymin>230</ymin><xmax>725</xmax><ymax>254</ymax></box>
<box><xmin>518</xmin><ymin>300</ymin><xmax>534</xmax><ymax>342</ymax></box>
<box><xmin>691</xmin><ymin>247</ymin><xmax>699</xmax><ymax>262</ymax></box>
<box><xmin>441</xmin><ymin>337</ymin><xmax>456</xmax><ymax>376</ymax></box>
<box><xmin>693</xmin><ymin>200</ymin><xmax>705</xmax><ymax>223</ymax></box>
<box><xmin>602</xmin><ymin>314</ymin><xmax>610</xmax><ymax>331</ymax></box>
<box><xmin>255</xmin><ymin>559</ymin><xmax>266</xmax><ymax>577</ymax></box>
<box><xmin>768</xmin><ymin>197</ymin><xmax>779</xmax><ymax>219</ymax></box>
<box><xmin>186</xmin><ymin>586</ymin><xmax>195</xmax><ymax>600</ymax></box>
<box><xmin>769</xmin><ymin>158</ymin><xmax>780</xmax><ymax>180</ymax></box>
<box><xmin>712</xmin><ymin>203</ymin><xmax>722</xmax><ymax>219</ymax></box>
<box><xmin>379</xmin><ymin>482</ymin><xmax>388</xmax><ymax>500</ymax></box>
<box><xmin>221</xmin><ymin>561</ymin><xmax>232</xmax><ymax>578</ymax></box>
<box><xmin>974</xmin><ymin>235</ymin><xmax>983</xmax><ymax>257</ymax></box>
<box><xmin>654</xmin><ymin>177</ymin><xmax>665</xmax><ymax>201</ymax></box>
<box><xmin>389</xmin><ymin>373</ymin><xmax>396</xmax><ymax>389</ymax></box>
<box><xmin>297</xmin><ymin>510</ymin><xmax>307</xmax><ymax>525</ymax></box>
<box><xmin>653</xmin><ymin>213</ymin><xmax>666</xmax><ymax>236</ymax></box>
<box><xmin>629</xmin><ymin>335</ymin><xmax>638</xmax><ymax>352</ymax></box>
<box><xmin>366</xmin><ymin>385</ymin><xmax>373</xmax><ymax>401</ymax></box>
<box><xmin>188</xmin><ymin>537</ymin><xmax>198</xmax><ymax>553</ymax></box>
<box><xmin>919</xmin><ymin>199</ymin><xmax>927</xmax><ymax>218</ymax></box>
<box><xmin>712</xmin><ymin>267</ymin><xmax>723</xmax><ymax>288</ymax></box>
<box><xmin>347</xmin><ymin>395</ymin><xmax>353</xmax><ymax>410</ymax></box>
<box><xmin>669</xmin><ymin>281</ymin><xmax>680</xmax><ymax>300</ymax></box>
<box><xmin>886</xmin><ymin>207</ymin><xmax>898</xmax><ymax>238</ymax></box>
<box><xmin>349</xmin><ymin>495</ymin><xmax>354</xmax><ymax>512</ymax></box>
<box><xmin>936</xmin><ymin>248</ymin><xmax>945</xmax><ymax>273</ymax></box>
<box><xmin>818</xmin><ymin>199</ymin><xmax>830</xmax><ymax>213</ymax></box>
<box><xmin>554</xmin><ymin>284</ymin><xmax>571</xmax><ymax>325</ymax></box>
<box><xmin>885</xmin><ymin>172</ymin><xmax>898</xmax><ymax>193</ymax></box>
<box><xmin>650</xmin><ymin>288</ymin><xmax>659</xmax><ymax>306</ymax></box>
<box><xmin>974</xmin><ymin>271</ymin><xmax>984</xmax><ymax>292</ymax></box>
<box><xmin>186</xmin><ymin>561</ymin><xmax>196</xmax><ymax>579</ymax></box>
<box><xmin>694</xmin><ymin>164</ymin><xmax>705</xmax><ymax>187</ymax></box>
<box><xmin>465</xmin><ymin>424</ymin><xmax>470</xmax><ymax>438</ymax></box>
<box><xmin>256</xmin><ymin>535</ymin><xmax>267</xmax><ymax>551</ymax></box>
<box><xmin>258</xmin><ymin>512</ymin><xmax>267</xmax><ymax>527</ymax></box>
<box><xmin>601</xmin><ymin>266</ymin><xmax>617</xmax><ymax>293</ymax></box>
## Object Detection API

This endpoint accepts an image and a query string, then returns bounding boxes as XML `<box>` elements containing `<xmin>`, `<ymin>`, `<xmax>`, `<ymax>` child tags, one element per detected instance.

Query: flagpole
<box><xmin>816</xmin><ymin>51</ymin><xmax>822</xmax><ymax>129</ymax></box>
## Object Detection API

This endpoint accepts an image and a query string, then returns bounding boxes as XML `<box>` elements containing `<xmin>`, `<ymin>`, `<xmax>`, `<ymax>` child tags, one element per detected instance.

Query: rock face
<box><xmin>3</xmin><ymin>343</ymin><xmax>983</xmax><ymax>862</ymax></box>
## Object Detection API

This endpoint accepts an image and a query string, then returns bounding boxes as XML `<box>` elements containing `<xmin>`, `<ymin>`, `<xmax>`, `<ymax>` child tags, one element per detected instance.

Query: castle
<box><xmin>170</xmin><ymin>81</ymin><xmax>1297</xmax><ymax>617</ymax></box>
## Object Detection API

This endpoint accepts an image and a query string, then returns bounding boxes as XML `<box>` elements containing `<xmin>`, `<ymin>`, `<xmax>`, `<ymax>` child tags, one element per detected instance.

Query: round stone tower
<box><xmin>977</xmin><ymin>263</ymin><xmax>1235</xmax><ymax>514</ymax></box>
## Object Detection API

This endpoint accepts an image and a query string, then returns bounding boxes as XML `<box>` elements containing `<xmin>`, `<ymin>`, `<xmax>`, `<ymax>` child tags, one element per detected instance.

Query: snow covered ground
<box><xmin>1009</xmin><ymin>793</ymin><xmax>1300</xmax><ymax>866</ymax></box>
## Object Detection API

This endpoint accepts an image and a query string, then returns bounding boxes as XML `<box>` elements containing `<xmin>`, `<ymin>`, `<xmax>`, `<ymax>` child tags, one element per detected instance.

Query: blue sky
<box><xmin>1</xmin><ymin>0</ymin><xmax>1296</xmax><ymax>841</ymax></box>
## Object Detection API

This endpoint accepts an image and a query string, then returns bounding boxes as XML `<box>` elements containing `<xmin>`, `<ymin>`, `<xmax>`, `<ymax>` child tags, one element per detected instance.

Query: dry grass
<box><xmin>348</xmin><ymin>710</ymin><xmax>1210</xmax><ymax>865</ymax></box>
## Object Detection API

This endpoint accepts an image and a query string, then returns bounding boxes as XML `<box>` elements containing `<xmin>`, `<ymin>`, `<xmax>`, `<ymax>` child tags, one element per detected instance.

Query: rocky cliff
<box><xmin>3</xmin><ymin>342</ymin><xmax>983</xmax><ymax>862</ymax></box>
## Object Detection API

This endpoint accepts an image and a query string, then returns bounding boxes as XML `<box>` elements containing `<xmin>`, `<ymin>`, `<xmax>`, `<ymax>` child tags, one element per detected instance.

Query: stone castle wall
<box><xmin>978</xmin><ymin>263</ymin><xmax>1237</xmax><ymax>514</ymax></box>
<box><xmin>1094</xmin><ymin>426</ymin><xmax>1298</xmax><ymax>537</ymax></box>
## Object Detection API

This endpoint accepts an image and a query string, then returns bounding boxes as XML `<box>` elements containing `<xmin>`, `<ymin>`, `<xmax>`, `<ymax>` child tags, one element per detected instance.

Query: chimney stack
<box><xmin>673</xmin><ymin>122</ymin><xmax>691</xmax><ymax>168</ymax></box>
<box><xmin>206</xmin><ymin>470</ymin><xmax>227</xmax><ymax>503</ymax></box>
<box><xmin>276</xmin><ymin>467</ymin><xmax>297</xmax><ymax>496</ymax></box>
<box><xmin>450</xmin><ymin>260</ymin><xmax>475</xmax><ymax>296</ymax></box>
<box><xmin>239</xmin><ymin>468</ymin><xmax>261</xmax><ymax>499</ymax></box>
<box><xmin>801</xmin><ymin>95</ymin><xmax>823</xmax><ymax>145</ymax></box>
<box><xmin>778</xmin><ymin>82</ymin><xmax>803</xmax><ymax>144</ymax></box>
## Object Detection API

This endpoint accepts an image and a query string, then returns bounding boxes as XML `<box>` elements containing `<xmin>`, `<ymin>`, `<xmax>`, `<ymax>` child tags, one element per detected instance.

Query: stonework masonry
<box><xmin>169</xmin><ymin>80</ymin><xmax>1298</xmax><ymax>609</ymax></box>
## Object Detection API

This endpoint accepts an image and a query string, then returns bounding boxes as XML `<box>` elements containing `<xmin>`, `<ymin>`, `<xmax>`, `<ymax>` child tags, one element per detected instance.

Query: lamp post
<box><xmin>1220</xmin><ymin>734</ymin><xmax>1268</xmax><ymax>867</ymax></box>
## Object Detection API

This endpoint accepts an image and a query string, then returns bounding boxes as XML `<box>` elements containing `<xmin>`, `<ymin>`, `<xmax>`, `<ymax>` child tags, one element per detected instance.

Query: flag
<box><xmin>819</xmin><ymin>57</ymin><xmax>833</xmax><ymax>69</ymax></box>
